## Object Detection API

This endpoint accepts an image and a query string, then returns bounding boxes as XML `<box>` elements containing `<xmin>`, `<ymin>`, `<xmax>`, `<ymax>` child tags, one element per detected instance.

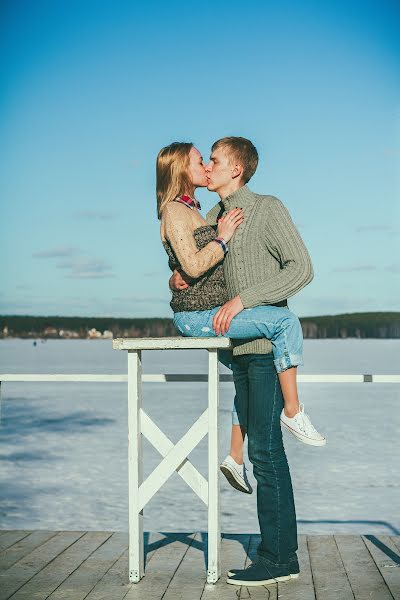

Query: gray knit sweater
<box><xmin>206</xmin><ymin>185</ymin><xmax>314</xmax><ymax>356</ymax></box>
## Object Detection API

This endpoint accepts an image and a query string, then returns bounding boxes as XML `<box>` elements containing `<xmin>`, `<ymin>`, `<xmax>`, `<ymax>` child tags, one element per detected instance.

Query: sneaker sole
<box><xmin>220</xmin><ymin>464</ymin><xmax>253</xmax><ymax>494</ymax></box>
<box><xmin>280</xmin><ymin>420</ymin><xmax>326</xmax><ymax>446</ymax></box>
<box><xmin>227</xmin><ymin>567</ymin><xmax>298</xmax><ymax>577</ymax></box>
<box><xmin>226</xmin><ymin>573</ymin><xmax>299</xmax><ymax>586</ymax></box>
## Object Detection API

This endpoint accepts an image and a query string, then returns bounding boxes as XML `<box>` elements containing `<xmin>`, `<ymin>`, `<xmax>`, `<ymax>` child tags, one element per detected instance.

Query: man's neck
<box><xmin>216</xmin><ymin>180</ymin><xmax>245</xmax><ymax>200</ymax></box>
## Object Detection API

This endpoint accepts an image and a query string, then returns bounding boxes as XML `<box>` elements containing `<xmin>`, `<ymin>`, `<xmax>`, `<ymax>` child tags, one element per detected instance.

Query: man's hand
<box><xmin>212</xmin><ymin>295</ymin><xmax>244</xmax><ymax>336</ymax></box>
<box><xmin>169</xmin><ymin>269</ymin><xmax>193</xmax><ymax>291</ymax></box>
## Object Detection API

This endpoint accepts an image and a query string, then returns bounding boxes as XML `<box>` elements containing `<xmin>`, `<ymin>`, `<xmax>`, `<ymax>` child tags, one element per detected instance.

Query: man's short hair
<box><xmin>211</xmin><ymin>136</ymin><xmax>259</xmax><ymax>183</ymax></box>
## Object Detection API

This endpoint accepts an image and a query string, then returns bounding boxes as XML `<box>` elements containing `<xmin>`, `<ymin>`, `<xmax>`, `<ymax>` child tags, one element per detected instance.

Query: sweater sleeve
<box><xmin>162</xmin><ymin>203</ymin><xmax>225</xmax><ymax>279</ymax></box>
<box><xmin>239</xmin><ymin>197</ymin><xmax>314</xmax><ymax>308</ymax></box>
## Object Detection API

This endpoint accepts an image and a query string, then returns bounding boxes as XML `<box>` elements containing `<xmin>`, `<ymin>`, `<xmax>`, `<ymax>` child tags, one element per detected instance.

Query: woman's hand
<box><xmin>212</xmin><ymin>295</ymin><xmax>244</xmax><ymax>335</ymax></box>
<box><xmin>217</xmin><ymin>208</ymin><xmax>244</xmax><ymax>242</ymax></box>
<box><xmin>169</xmin><ymin>269</ymin><xmax>193</xmax><ymax>291</ymax></box>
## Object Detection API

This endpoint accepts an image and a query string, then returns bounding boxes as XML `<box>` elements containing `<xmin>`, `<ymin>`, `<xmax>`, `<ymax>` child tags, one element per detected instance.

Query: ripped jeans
<box><xmin>173</xmin><ymin>305</ymin><xmax>303</xmax><ymax>426</ymax></box>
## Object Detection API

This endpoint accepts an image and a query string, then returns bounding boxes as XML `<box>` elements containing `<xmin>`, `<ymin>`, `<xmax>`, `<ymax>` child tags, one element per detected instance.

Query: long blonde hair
<box><xmin>156</xmin><ymin>142</ymin><xmax>194</xmax><ymax>219</ymax></box>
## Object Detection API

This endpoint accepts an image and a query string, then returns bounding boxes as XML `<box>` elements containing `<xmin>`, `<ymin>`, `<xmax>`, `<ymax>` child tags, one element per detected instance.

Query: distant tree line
<box><xmin>1</xmin><ymin>312</ymin><xmax>399</xmax><ymax>339</ymax></box>
<box><xmin>299</xmin><ymin>312</ymin><xmax>400</xmax><ymax>339</ymax></box>
<box><xmin>0</xmin><ymin>316</ymin><xmax>178</xmax><ymax>339</ymax></box>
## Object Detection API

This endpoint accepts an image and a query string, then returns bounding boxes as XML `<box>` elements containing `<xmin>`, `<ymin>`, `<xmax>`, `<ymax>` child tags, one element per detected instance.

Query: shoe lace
<box><xmin>294</xmin><ymin>406</ymin><xmax>319</xmax><ymax>436</ymax></box>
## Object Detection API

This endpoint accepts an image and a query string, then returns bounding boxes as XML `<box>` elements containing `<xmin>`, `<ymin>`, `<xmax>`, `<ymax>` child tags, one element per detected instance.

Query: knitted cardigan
<box><xmin>206</xmin><ymin>185</ymin><xmax>313</xmax><ymax>356</ymax></box>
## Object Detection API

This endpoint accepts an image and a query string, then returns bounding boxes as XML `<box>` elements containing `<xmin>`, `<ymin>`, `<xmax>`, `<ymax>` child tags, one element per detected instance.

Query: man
<box><xmin>170</xmin><ymin>137</ymin><xmax>313</xmax><ymax>586</ymax></box>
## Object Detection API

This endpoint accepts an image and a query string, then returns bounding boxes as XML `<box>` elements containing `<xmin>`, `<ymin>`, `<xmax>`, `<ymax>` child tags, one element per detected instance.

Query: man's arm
<box><xmin>239</xmin><ymin>197</ymin><xmax>314</xmax><ymax>308</ymax></box>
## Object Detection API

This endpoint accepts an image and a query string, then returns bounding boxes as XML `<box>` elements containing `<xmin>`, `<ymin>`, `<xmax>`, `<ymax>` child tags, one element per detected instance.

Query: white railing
<box><xmin>1</xmin><ymin>335</ymin><xmax>399</xmax><ymax>586</ymax></box>
<box><xmin>2</xmin><ymin>373</ymin><xmax>400</xmax><ymax>383</ymax></box>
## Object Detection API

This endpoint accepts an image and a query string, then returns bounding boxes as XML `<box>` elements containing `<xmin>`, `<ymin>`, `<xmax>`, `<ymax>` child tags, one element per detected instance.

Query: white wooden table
<box><xmin>112</xmin><ymin>337</ymin><xmax>232</xmax><ymax>584</ymax></box>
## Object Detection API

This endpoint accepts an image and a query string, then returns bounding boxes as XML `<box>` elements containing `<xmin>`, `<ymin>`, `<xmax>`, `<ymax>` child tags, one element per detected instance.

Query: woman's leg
<box><xmin>278</xmin><ymin>368</ymin><xmax>300</xmax><ymax>417</ymax></box>
<box><xmin>175</xmin><ymin>306</ymin><xmax>304</xmax><ymax>416</ymax></box>
<box><xmin>174</xmin><ymin>308</ymin><xmax>324</xmax><ymax>444</ymax></box>
<box><xmin>175</xmin><ymin>306</ymin><xmax>303</xmax><ymax>370</ymax></box>
<box><xmin>230</xmin><ymin>424</ymin><xmax>246</xmax><ymax>464</ymax></box>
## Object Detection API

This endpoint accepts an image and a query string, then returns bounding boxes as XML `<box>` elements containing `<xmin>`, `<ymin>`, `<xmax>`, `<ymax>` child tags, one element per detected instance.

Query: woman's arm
<box><xmin>162</xmin><ymin>203</ymin><xmax>225</xmax><ymax>279</ymax></box>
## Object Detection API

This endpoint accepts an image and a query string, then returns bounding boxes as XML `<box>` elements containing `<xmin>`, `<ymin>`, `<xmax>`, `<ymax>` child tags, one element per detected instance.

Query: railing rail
<box><xmin>1</xmin><ymin>373</ymin><xmax>400</xmax><ymax>383</ymax></box>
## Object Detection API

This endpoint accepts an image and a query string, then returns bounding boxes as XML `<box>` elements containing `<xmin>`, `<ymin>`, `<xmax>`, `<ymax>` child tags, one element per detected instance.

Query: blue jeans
<box><xmin>174</xmin><ymin>305</ymin><xmax>303</xmax><ymax>425</ymax></box>
<box><xmin>232</xmin><ymin>353</ymin><xmax>298</xmax><ymax>567</ymax></box>
<box><xmin>174</xmin><ymin>305</ymin><xmax>303</xmax><ymax>373</ymax></box>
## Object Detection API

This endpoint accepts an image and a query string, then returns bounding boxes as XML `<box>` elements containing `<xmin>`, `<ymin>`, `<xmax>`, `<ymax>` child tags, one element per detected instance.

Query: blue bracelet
<box><xmin>214</xmin><ymin>237</ymin><xmax>228</xmax><ymax>254</ymax></box>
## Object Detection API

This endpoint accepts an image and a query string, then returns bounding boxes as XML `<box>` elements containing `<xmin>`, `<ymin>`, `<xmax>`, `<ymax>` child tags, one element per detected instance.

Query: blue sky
<box><xmin>1</xmin><ymin>0</ymin><xmax>399</xmax><ymax>318</ymax></box>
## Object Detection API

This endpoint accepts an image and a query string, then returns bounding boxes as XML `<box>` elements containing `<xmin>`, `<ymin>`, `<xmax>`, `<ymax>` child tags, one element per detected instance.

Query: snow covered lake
<box><xmin>0</xmin><ymin>338</ymin><xmax>399</xmax><ymax>535</ymax></box>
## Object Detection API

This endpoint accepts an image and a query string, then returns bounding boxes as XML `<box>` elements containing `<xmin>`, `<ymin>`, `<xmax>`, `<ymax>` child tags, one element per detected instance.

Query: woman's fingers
<box><xmin>226</xmin><ymin>208</ymin><xmax>244</xmax><ymax>220</ymax></box>
<box><xmin>213</xmin><ymin>309</ymin><xmax>223</xmax><ymax>334</ymax></box>
<box><xmin>232</xmin><ymin>216</ymin><xmax>244</xmax><ymax>227</ymax></box>
<box><xmin>213</xmin><ymin>307</ymin><xmax>228</xmax><ymax>335</ymax></box>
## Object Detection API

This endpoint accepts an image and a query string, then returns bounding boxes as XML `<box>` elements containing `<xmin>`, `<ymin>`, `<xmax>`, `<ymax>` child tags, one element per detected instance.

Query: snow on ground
<box><xmin>0</xmin><ymin>339</ymin><xmax>399</xmax><ymax>535</ymax></box>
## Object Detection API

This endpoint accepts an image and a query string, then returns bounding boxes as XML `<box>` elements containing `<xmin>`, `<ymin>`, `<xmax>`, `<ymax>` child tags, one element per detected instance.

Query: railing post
<box><xmin>207</xmin><ymin>348</ymin><xmax>221</xmax><ymax>583</ymax></box>
<box><xmin>127</xmin><ymin>349</ymin><xmax>144</xmax><ymax>582</ymax></box>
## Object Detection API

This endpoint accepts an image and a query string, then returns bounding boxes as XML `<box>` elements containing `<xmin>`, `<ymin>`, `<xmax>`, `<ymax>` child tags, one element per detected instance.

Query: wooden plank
<box><xmin>277</xmin><ymin>535</ymin><xmax>315</xmax><ymax>600</ymax></box>
<box><xmin>113</xmin><ymin>337</ymin><xmax>232</xmax><ymax>350</ymax></box>
<box><xmin>372</xmin><ymin>375</ymin><xmax>400</xmax><ymax>383</ymax></box>
<box><xmin>239</xmin><ymin>534</ymin><xmax>278</xmax><ymax>600</ymax></box>
<box><xmin>335</xmin><ymin>535</ymin><xmax>392</xmax><ymax>600</ymax></box>
<box><xmin>163</xmin><ymin>532</ymin><xmax>206</xmax><ymax>599</ymax></box>
<box><xmin>362</xmin><ymin>535</ymin><xmax>400</xmax><ymax>599</ymax></box>
<box><xmin>0</xmin><ymin>375</ymin><xmax>127</xmax><ymax>382</ymax></box>
<box><xmin>140</xmin><ymin>408</ymin><xmax>208</xmax><ymax>505</ymax></box>
<box><xmin>5</xmin><ymin>532</ymin><xmax>110</xmax><ymax>600</ymax></box>
<box><xmin>390</xmin><ymin>536</ymin><xmax>400</xmax><ymax>552</ymax></box>
<box><xmin>2</xmin><ymin>373</ymin><xmax>399</xmax><ymax>384</ymax></box>
<box><xmin>0</xmin><ymin>531</ymin><xmax>84</xmax><ymax>600</ymax></box>
<box><xmin>143</xmin><ymin>374</ymin><xmax>234</xmax><ymax>382</ymax></box>
<box><xmin>85</xmin><ymin>532</ymin><xmax>166</xmax><ymax>600</ymax></box>
<box><xmin>201</xmin><ymin>534</ymin><xmax>251</xmax><ymax>599</ymax></box>
<box><xmin>138</xmin><ymin>409</ymin><xmax>208</xmax><ymax>512</ymax></box>
<box><xmin>47</xmin><ymin>532</ymin><xmax>127</xmax><ymax>600</ymax></box>
<box><xmin>0</xmin><ymin>532</ymin><xmax>31</xmax><ymax>552</ymax></box>
<box><xmin>207</xmin><ymin>349</ymin><xmax>220</xmax><ymax>584</ymax></box>
<box><xmin>297</xmin><ymin>375</ymin><xmax>363</xmax><ymax>383</ymax></box>
<box><xmin>307</xmin><ymin>535</ymin><xmax>353</xmax><ymax>600</ymax></box>
<box><xmin>127</xmin><ymin>349</ymin><xmax>144</xmax><ymax>582</ymax></box>
<box><xmin>0</xmin><ymin>531</ymin><xmax>57</xmax><ymax>571</ymax></box>
<box><xmin>124</xmin><ymin>533</ymin><xmax>197</xmax><ymax>599</ymax></box>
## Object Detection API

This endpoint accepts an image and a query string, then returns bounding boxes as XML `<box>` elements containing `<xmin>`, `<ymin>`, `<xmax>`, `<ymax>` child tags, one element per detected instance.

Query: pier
<box><xmin>1</xmin><ymin>530</ymin><xmax>399</xmax><ymax>599</ymax></box>
<box><xmin>1</xmin><ymin>337</ymin><xmax>400</xmax><ymax>598</ymax></box>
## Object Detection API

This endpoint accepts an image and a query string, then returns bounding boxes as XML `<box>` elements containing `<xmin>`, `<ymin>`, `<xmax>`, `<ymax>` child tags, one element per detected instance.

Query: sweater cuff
<box><xmin>213</xmin><ymin>237</ymin><xmax>228</xmax><ymax>255</ymax></box>
<box><xmin>239</xmin><ymin>288</ymin><xmax>258</xmax><ymax>309</ymax></box>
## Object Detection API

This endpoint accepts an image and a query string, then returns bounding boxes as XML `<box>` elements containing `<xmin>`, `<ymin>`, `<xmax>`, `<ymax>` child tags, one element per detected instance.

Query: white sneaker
<box><xmin>280</xmin><ymin>404</ymin><xmax>326</xmax><ymax>446</ymax></box>
<box><xmin>220</xmin><ymin>455</ymin><xmax>253</xmax><ymax>494</ymax></box>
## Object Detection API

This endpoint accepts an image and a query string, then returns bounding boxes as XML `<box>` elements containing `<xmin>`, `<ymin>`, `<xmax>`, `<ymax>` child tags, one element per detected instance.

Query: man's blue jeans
<box><xmin>232</xmin><ymin>353</ymin><xmax>298</xmax><ymax>567</ymax></box>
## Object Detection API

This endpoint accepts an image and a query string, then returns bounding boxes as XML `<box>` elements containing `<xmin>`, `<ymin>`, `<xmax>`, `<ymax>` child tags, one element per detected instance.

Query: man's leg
<box><xmin>230</xmin><ymin>353</ymin><xmax>298</xmax><ymax>579</ymax></box>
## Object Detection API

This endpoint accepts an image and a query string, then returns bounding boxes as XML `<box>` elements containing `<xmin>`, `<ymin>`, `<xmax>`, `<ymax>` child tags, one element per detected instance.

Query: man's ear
<box><xmin>231</xmin><ymin>163</ymin><xmax>244</xmax><ymax>180</ymax></box>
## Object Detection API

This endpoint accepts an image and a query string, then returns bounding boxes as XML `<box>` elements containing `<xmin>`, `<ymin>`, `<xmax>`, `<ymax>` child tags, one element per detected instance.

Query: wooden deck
<box><xmin>0</xmin><ymin>531</ymin><xmax>399</xmax><ymax>599</ymax></box>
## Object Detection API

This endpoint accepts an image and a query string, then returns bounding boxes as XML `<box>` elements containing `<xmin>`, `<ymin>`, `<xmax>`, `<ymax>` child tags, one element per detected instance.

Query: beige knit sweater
<box><xmin>160</xmin><ymin>201</ymin><xmax>224</xmax><ymax>279</ymax></box>
<box><xmin>160</xmin><ymin>201</ymin><xmax>229</xmax><ymax>312</ymax></box>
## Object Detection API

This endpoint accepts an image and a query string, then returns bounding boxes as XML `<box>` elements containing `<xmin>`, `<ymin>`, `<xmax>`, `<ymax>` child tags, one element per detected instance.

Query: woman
<box><xmin>157</xmin><ymin>141</ymin><xmax>325</xmax><ymax>494</ymax></box>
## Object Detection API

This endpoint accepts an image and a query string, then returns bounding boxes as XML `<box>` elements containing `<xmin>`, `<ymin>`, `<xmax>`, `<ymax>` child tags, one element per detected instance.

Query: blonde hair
<box><xmin>156</xmin><ymin>142</ymin><xmax>194</xmax><ymax>219</ymax></box>
<box><xmin>211</xmin><ymin>137</ymin><xmax>258</xmax><ymax>183</ymax></box>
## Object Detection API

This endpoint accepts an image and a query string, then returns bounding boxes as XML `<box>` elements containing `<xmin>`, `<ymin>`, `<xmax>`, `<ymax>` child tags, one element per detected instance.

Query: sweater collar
<box><xmin>222</xmin><ymin>185</ymin><xmax>255</xmax><ymax>211</ymax></box>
